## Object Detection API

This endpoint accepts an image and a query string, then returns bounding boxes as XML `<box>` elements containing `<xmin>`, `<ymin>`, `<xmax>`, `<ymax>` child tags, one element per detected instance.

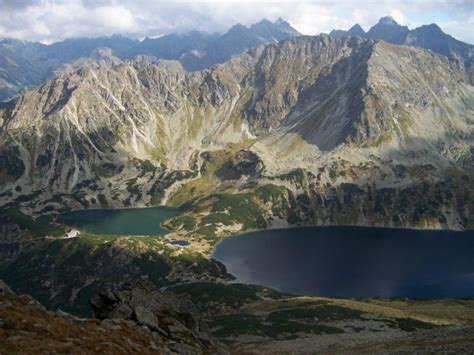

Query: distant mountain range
<box><xmin>330</xmin><ymin>16</ymin><xmax>474</xmax><ymax>82</ymax></box>
<box><xmin>1</xmin><ymin>16</ymin><xmax>473</xmax><ymax>103</ymax></box>
<box><xmin>0</xmin><ymin>18</ymin><xmax>299</xmax><ymax>102</ymax></box>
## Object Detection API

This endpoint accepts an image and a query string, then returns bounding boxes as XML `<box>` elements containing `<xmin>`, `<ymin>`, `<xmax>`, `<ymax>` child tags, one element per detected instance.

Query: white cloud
<box><xmin>0</xmin><ymin>0</ymin><xmax>472</xmax><ymax>44</ymax></box>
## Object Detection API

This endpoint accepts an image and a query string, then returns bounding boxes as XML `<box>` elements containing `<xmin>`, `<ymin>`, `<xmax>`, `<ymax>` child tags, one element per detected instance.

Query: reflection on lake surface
<box><xmin>213</xmin><ymin>226</ymin><xmax>474</xmax><ymax>298</ymax></box>
<box><xmin>58</xmin><ymin>207</ymin><xmax>178</xmax><ymax>236</ymax></box>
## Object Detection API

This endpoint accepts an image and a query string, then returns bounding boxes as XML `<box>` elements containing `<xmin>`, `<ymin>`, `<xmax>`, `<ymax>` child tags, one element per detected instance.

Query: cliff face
<box><xmin>0</xmin><ymin>35</ymin><xmax>472</xmax><ymax>229</ymax></box>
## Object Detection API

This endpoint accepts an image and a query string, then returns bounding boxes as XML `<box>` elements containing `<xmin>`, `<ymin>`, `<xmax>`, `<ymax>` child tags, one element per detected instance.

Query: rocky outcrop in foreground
<box><xmin>2</xmin><ymin>279</ymin><xmax>474</xmax><ymax>354</ymax></box>
<box><xmin>0</xmin><ymin>280</ymin><xmax>227</xmax><ymax>354</ymax></box>
<box><xmin>90</xmin><ymin>282</ymin><xmax>227</xmax><ymax>354</ymax></box>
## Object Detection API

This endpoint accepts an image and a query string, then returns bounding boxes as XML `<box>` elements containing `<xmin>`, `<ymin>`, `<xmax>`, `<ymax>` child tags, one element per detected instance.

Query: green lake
<box><xmin>58</xmin><ymin>207</ymin><xmax>179</xmax><ymax>236</ymax></box>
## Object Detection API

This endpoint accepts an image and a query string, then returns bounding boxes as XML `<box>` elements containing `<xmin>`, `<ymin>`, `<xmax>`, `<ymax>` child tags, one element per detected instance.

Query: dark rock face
<box><xmin>0</xmin><ymin>145</ymin><xmax>25</xmax><ymax>187</ymax></box>
<box><xmin>232</xmin><ymin>150</ymin><xmax>264</xmax><ymax>176</ymax></box>
<box><xmin>90</xmin><ymin>282</ymin><xmax>227</xmax><ymax>354</ymax></box>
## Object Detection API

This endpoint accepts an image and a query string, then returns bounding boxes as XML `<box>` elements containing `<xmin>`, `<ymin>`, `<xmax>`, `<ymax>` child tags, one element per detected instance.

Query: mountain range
<box><xmin>1</xmin><ymin>32</ymin><xmax>472</xmax><ymax>237</ymax></box>
<box><xmin>2</xmin><ymin>16</ymin><xmax>474</xmax><ymax>103</ymax></box>
<box><xmin>330</xmin><ymin>16</ymin><xmax>474</xmax><ymax>82</ymax></box>
<box><xmin>0</xmin><ymin>18</ymin><xmax>299</xmax><ymax>102</ymax></box>
<box><xmin>0</xmin><ymin>15</ymin><xmax>473</xmax><ymax>349</ymax></box>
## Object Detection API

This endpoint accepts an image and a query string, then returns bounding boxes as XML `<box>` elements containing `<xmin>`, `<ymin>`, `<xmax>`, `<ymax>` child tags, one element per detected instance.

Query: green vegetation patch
<box><xmin>211</xmin><ymin>313</ymin><xmax>344</xmax><ymax>339</ymax></box>
<box><xmin>210</xmin><ymin>193</ymin><xmax>266</xmax><ymax>230</ymax></box>
<box><xmin>267</xmin><ymin>305</ymin><xmax>364</xmax><ymax>323</ymax></box>
<box><xmin>255</xmin><ymin>184</ymin><xmax>300</xmax><ymax>223</ymax></box>
<box><xmin>168</xmin><ymin>282</ymin><xmax>285</xmax><ymax>309</ymax></box>
<box><xmin>1</xmin><ymin>207</ymin><xmax>65</xmax><ymax>238</ymax></box>
<box><xmin>255</xmin><ymin>184</ymin><xmax>288</xmax><ymax>203</ymax></box>
<box><xmin>386</xmin><ymin>317</ymin><xmax>438</xmax><ymax>332</ymax></box>
<box><xmin>276</xmin><ymin>168</ymin><xmax>307</xmax><ymax>188</ymax></box>
<box><xmin>132</xmin><ymin>255</ymin><xmax>170</xmax><ymax>282</ymax></box>
<box><xmin>0</xmin><ymin>145</ymin><xmax>25</xmax><ymax>185</ymax></box>
<box><xmin>201</xmin><ymin>213</ymin><xmax>235</xmax><ymax>226</ymax></box>
<box><xmin>174</xmin><ymin>250</ymin><xmax>232</xmax><ymax>279</ymax></box>
<box><xmin>164</xmin><ymin>215</ymin><xmax>197</xmax><ymax>231</ymax></box>
<box><xmin>0</xmin><ymin>236</ymin><xmax>173</xmax><ymax>316</ymax></box>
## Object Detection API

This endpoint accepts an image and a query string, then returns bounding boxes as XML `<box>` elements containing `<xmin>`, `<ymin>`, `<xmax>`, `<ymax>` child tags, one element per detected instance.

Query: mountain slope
<box><xmin>1</xmin><ymin>34</ymin><xmax>472</xmax><ymax>172</ymax></box>
<box><xmin>0</xmin><ymin>34</ymin><xmax>472</xmax><ymax>232</ymax></box>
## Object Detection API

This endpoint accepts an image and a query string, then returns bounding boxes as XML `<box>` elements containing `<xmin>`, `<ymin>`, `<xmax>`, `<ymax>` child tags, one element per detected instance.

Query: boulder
<box><xmin>133</xmin><ymin>305</ymin><xmax>167</xmax><ymax>335</ymax></box>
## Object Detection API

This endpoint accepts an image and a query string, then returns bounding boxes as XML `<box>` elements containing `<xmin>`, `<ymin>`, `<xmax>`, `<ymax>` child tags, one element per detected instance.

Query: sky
<box><xmin>0</xmin><ymin>0</ymin><xmax>472</xmax><ymax>44</ymax></box>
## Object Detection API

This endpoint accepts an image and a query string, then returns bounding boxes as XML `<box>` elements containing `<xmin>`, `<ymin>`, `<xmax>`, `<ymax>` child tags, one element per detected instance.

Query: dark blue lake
<box><xmin>213</xmin><ymin>226</ymin><xmax>474</xmax><ymax>299</ymax></box>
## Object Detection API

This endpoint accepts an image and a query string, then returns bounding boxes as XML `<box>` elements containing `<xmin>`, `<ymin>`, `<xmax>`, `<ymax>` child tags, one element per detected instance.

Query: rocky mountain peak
<box><xmin>275</xmin><ymin>17</ymin><xmax>289</xmax><ymax>26</ymax></box>
<box><xmin>252</xmin><ymin>18</ymin><xmax>273</xmax><ymax>27</ymax></box>
<box><xmin>227</xmin><ymin>23</ymin><xmax>249</xmax><ymax>35</ymax></box>
<box><xmin>348</xmin><ymin>24</ymin><xmax>366</xmax><ymax>36</ymax></box>
<box><xmin>249</xmin><ymin>17</ymin><xmax>300</xmax><ymax>40</ymax></box>
<box><xmin>415</xmin><ymin>23</ymin><xmax>444</xmax><ymax>36</ymax></box>
<box><xmin>274</xmin><ymin>17</ymin><xmax>301</xmax><ymax>36</ymax></box>
<box><xmin>378</xmin><ymin>16</ymin><xmax>399</xmax><ymax>26</ymax></box>
<box><xmin>367</xmin><ymin>16</ymin><xmax>410</xmax><ymax>44</ymax></box>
